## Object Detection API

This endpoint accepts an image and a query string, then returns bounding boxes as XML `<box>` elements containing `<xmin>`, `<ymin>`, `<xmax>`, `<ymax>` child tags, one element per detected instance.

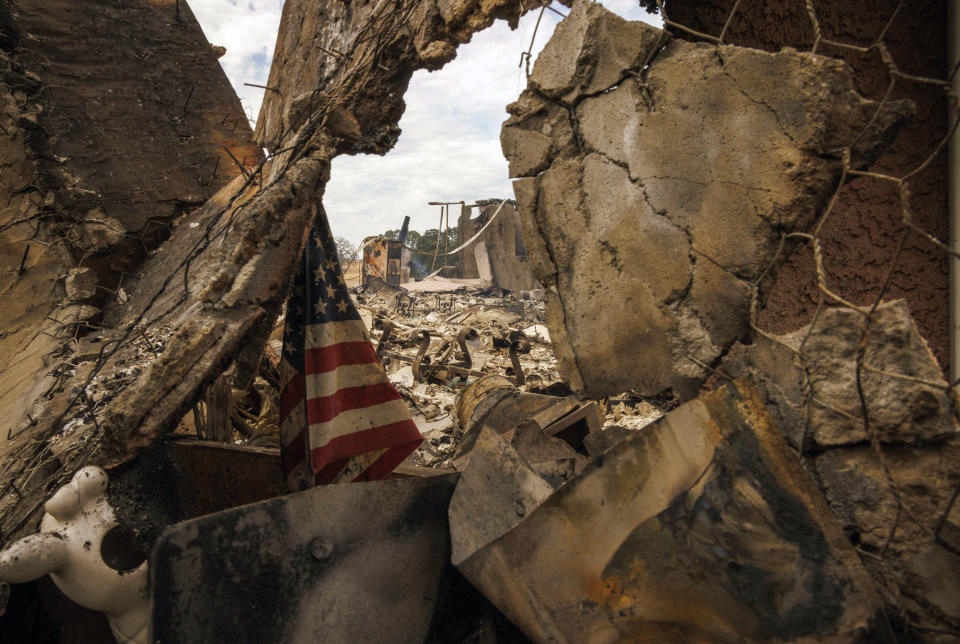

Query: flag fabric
<box><xmin>279</xmin><ymin>208</ymin><xmax>422</xmax><ymax>491</ymax></box>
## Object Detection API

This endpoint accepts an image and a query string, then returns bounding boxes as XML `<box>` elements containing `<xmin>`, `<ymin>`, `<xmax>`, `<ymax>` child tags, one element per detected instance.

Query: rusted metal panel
<box><xmin>362</xmin><ymin>237</ymin><xmax>405</xmax><ymax>287</ymax></box>
<box><xmin>361</xmin><ymin>237</ymin><xmax>388</xmax><ymax>287</ymax></box>
<box><xmin>449</xmin><ymin>380</ymin><xmax>892</xmax><ymax>642</ymax></box>
<box><xmin>166</xmin><ymin>439</ymin><xmax>287</xmax><ymax>517</ymax></box>
<box><xmin>152</xmin><ymin>474</ymin><xmax>457</xmax><ymax>643</ymax></box>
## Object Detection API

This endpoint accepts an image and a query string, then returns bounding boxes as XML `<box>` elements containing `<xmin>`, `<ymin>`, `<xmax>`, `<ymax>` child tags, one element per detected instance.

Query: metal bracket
<box><xmin>412</xmin><ymin>329</ymin><xmax>433</xmax><ymax>382</ymax></box>
<box><xmin>508</xmin><ymin>340</ymin><xmax>528</xmax><ymax>387</ymax></box>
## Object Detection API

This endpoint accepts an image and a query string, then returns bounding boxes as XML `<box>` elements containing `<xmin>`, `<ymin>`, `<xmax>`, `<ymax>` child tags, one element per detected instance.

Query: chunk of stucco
<box><xmin>723</xmin><ymin>300</ymin><xmax>955</xmax><ymax>449</ymax></box>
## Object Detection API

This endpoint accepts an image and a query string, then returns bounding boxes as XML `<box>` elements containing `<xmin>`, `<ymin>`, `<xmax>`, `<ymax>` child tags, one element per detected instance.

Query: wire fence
<box><xmin>1</xmin><ymin>0</ymin><xmax>958</xmax><ymax>633</ymax></box>
<box><xmin>645</xmin><ymin>0</ymin><xmax>959</xmax><ymax>635</ymax></box>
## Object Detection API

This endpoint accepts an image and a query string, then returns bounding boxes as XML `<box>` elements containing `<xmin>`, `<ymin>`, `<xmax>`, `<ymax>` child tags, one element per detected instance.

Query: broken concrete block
<box><xmin>64</xmin><ymin>266</ymin><xmax>98</xmax><ymax>301</ymax></box>
<box><xmin>503</xmin><ymin>0</ymin><xmax>913</xmax><ymax>399</ymax></box>
<box><xmin>528</xmin><ymin>0</ymin><xmax>662</xmax><ymax>102</ymax></box>
<box><xmin>813</xmin><ymin>444</ymin><xmax>960</xmax><ymax>629</ymax></box>
<box><xmin>499</xmin><ymin>93</ymin><xmax>576</xmax><ymax>178</ymax></box>
<box><xmin>724</xmin><ymin>300</ymin><xmax>955</xmax><ymax>449</ymax></box>
<box><xmin>450</xmin><ymin>380</ymin><xmax>891</xmax><ymax>642</ymax></box>
<box><xmin>73</xmin><ymin>208</ymin><xmax>126</xmax><ymax>253</ymax></box>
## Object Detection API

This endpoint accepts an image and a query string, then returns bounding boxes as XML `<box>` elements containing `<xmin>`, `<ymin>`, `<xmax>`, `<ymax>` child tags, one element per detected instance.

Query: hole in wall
<box><xmin>191</xmin><ymin>0</ymin><xmax>659</xmax><ymax>276</ymax></box>
<box><xmin>317</xmin><ymin>1</ymin><xmax>659</xmax><ymax>248</ymax></box>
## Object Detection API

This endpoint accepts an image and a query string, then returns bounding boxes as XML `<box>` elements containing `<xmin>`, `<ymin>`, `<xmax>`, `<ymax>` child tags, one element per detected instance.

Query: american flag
<box><xmin>279</xmin><ymin>208</ymin><xmax>422</xmax><ymax>490</ymax></box>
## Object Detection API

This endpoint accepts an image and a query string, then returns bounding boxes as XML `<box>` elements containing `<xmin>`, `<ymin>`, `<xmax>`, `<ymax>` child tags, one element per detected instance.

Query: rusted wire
<box><xmin>0</xmin><ymin>0</ymin><xmax>516</xmax><ymax>542</ymax></box>
<box><xmin>714</xmin><ymin>0</ymin><xmax>960</xmax><ymax>576</ymax></box>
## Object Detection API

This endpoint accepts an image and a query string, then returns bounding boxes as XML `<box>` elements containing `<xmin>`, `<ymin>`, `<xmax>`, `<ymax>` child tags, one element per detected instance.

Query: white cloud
<box><xmin>189</xmin><ymin>0</ymin><xmax>284</xmax><ymax>123</ymax></box>
<box><xmin>189</xmin><ymin>0</ymin><xmax>659</xmax><ymax>245</ymax></box>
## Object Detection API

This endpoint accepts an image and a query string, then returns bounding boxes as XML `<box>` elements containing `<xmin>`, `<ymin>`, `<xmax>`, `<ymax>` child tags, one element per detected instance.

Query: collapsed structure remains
<box><xmin>0</xmin><ymin>0</ymin><xmax>957</xmax><ymax>642</ymax></box>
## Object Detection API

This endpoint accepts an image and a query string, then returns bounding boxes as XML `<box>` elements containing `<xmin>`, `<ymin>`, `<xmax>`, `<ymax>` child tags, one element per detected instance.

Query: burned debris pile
<box><xmin>0</xmin><ymin>0</ymin><xmax>958</xmax><ymax>642</ymax></box>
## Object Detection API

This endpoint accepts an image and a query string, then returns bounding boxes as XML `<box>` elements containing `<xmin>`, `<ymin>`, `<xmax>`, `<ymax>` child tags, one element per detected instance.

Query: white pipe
<box><xmin>444</xmin><ymin>200</ymin><xmax>509</xmax><ymax>256</ymax></box>
<box><xmin>950</xmin><ymin>0</ymin><xmax>959</xmax><ymax>382</ymax></box>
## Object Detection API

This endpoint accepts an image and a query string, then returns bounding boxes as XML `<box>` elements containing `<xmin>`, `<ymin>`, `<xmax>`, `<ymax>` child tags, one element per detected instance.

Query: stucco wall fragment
<box><xmin>502</xmin><ymin>0</ymin><xmax>912</xmax><ymax>398</ymax></box>
<box><xmin>665</xmin><ymin>0</ymin><xmax>951</xmax><ymax>372</ymax></box>
<box><xmin>0</xmin><ymin>0</ymin><xmax>259</xmax><ymax>545</ymax></box>
<box><xmin>457</xmin><ymin>201</ymin><xmax>540</xmax><ymax>293</ymax></box>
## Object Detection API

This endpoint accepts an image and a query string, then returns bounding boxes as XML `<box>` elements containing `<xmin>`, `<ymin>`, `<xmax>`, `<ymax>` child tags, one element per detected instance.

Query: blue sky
<box><xmin>190</xmin><ymin>0</ymin><xmax>658</xmax><ymax>246</ymax></box>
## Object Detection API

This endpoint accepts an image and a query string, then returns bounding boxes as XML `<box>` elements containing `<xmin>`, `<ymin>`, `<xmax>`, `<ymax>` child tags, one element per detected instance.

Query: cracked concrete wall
<box><xmin>721</xmin><ymin>300</ymin><xmax>960</xmax><ymax>637</ymax></box>
<box><xmin>502</xmin><ymin>0</ymin><xmax>911</xmax><ymax>399</ymax></box>
<box><xmin>666</xmin><ymin>0</ymin><xmax>951</xmax><ymax>372</ymax></box>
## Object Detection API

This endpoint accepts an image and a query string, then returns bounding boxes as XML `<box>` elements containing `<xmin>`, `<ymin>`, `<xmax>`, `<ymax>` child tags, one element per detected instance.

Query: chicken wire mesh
<box><xmin>0</xmin><ymin>4</ymin><xmax>956</xmax><ymax>635</ymax></box>
<box><xmin>649</xmin><ymin>0</ymin><xmax>958</xmax><ymax>634</ymax></box>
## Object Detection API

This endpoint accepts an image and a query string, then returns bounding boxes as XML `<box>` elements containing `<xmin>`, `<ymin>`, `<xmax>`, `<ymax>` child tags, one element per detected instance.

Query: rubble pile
<box><xmin>257</xmin><ymin>281</ymin><xmax>662</xmax><ymax>469</ymax></box>
<box><xmin>354</xmin><ymin>281</ymin><xmax>672</xmax><ymax>470</ymax></box>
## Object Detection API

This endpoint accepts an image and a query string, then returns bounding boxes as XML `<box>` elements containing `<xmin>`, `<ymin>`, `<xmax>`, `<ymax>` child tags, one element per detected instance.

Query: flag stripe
<box><xmin>314</xmin><ymin>457</ymin><xmax>351</xmax><ymax>485</ymax></box>
<box><xmin>281</xmin><ymin>426</ymin><xmax>307</xmax><ymax>472</ymax></box>
<box><xmin>304</xmin><ymin>341</ymin><xmax>379</xmax><ymax>375</ymax></box>
<box><xmin>351</xmin><ymin>446</ymin><xmax>418</xmax><ymax>482</ymax></box>
<box><xmin>305</xmin><ymin>319</ymin><xmax>370</xmax><ymax>350</ymax></box>
<box><xmin>282</xmin><ymin>411</ymin><xmax>420</xmax><ymax>475</ymax></box>
<box><xmin>280</xmin><ymin>361</ymin><xmax>394</xmax><ymax>423</ymax></box>
<box><xmin>279</xmin><ymin>405</ymin><xmax>306</xmax><ymax>448</ymax></box>
<box><xmin>309</xmin><ymin>420</ymin><xmax>422</xmax><ymax>474</ymax></box>
<box><xmin>305</xmin><ymin>362</ymin><xmax>395</xmax><ymax>397</ymax></box>
<box><xmin>279</xmin><ymin>371</ymin><xmax>305</xmax><ymax>425</ymax></box>
<box><xmin>305</xmin><ymin>382</ymin><xmax>402</xmax><ymax>425</ymax></box>
<box><xmin>308</xmin><ymin>398</ymin><xmax>412</xmax><ymax>446</ymax></box>
<box><xmin>278</xmin><ymin>320</ymin><xmax>371</xmax><ymax>391</ymax></box>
